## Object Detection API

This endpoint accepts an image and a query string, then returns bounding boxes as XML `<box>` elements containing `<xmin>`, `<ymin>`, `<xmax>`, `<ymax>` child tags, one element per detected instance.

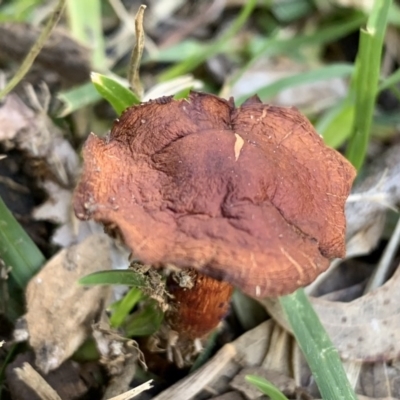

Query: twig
<box><xmin>106</xmin><ymin>380</ymin><xmax>153</xmax><ymax>400</ymax></box>
<box><xmin>128</xmin><ymin>5</ymin><xmax>146</xmax><ymax>99</ymax></box>
<box><xmin>14</xmin><ymin>362</ymin><xmax>62</xmax><ymax>400</ymax></box>
<box><xmin>0</xmin><ymin>0</ymin><xmax>66</xmax><ymax>100</ymax></box>
<box><xmin>365</xmin><ymin>216</ymin><xmax>400</xmax><ymax>292</ymax></box>
<box><xmin>153</xmin><ymin>344</ymin><xmax>236</xmax><ymax>399</ymax></box>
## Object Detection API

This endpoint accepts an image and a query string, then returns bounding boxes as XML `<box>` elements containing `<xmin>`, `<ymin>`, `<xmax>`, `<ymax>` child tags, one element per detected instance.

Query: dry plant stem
<box><xmin>106</xmin><ymin>0</ymin><xmax>157</xmax><ymax>61</ymax></box>
<box><xmin>364</xmin><ymin>216</ymin><xmax>400</xmax><ymax>292</ymax></box>
<box><xmin>0</xmin><ymin>0</ymin><xmax>66</xmax><ymax>100</ymax></box>
<box><xmin>128</xmin><ymin>5</ymin><xmax>146</xmax><ymax>98</ymax></box>
<box><xmin>14</xmin><ymin>362</ymin><xmax>62</xmax><ymax>400</ymax></box>
<box><xmin>153</xmin><ymin>344</ymin><xmax>236</xmax><ymax>400</ymax></box>
<box><xmin>305</xmin><ymin>258</ymin><xmax>341</xmax><ymax>296</ymax></box>
<box><xmin>106</xmin><ymin>380</ymin><xmax>153</xmax><ymax>400</ymax></box>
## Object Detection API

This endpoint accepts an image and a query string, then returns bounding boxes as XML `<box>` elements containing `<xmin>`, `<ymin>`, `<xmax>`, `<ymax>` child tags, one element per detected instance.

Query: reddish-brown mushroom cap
<box><xmin>74</xmin><ymin>92</ymin><xmax>355</xmax><ymax>298</ymax></box>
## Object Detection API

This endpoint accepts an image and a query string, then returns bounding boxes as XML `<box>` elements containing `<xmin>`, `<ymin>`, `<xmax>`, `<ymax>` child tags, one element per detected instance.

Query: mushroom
<box><xmin>73</xmin><ymin>92</ymin><xmax>355</xmax><ymax>360</ymax></box>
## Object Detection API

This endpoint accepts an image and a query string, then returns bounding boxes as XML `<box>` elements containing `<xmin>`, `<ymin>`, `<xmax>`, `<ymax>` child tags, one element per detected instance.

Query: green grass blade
<box><xmin>317</xmin><ymin>99</ymin><xmax>355</xmax><ymax>148</ymax></box>
<box><xmin>279</xmin><ymin>289</ymin><xmax>357</xmax><ymax>400</ymax></box>
<box><xmin>144</xmin><ymin>40</ymin><xmax>207</xmax><ymax>64</ymax></box>
<box><xmin>236</xmin><ymin>63</ymin><xmax>354</xmax><ymax>105</ymax></box>
<box><xmin>0</xmin><ymin>0</ymin><xmax>43</xmax><ymax>22</ymax></box>
<box><xmin>245</xmin><ymin>375</ymin><xmax>289</xmax><ymax>400</ymax></box>
<box><xmin>0</xmin><ymin>196</ymin><xmax>45</xmax><ymax>289</ymax></box>
<box><xmin>122</xmin><ymin>300</ymin><xmax>163</xmax><ymax>337</ymax></box>
<box><xmin>158</xmin><ymin>0</ymin><xmax>257</xmax><ymax>81</ymax></box>
<box><xmin>271</xmin><ymin>0</ymin><xmax>313</xmax><ymax>23</ymax></box>
<box><xmin>173</xmin><ymin>87</ymin><xmax>192</xmax><ymax>100</ymax></box>
<box><xmin>229</xmin><ymin>12</ymin><xmax>366</xmax><ymax>91</ymax></box>
<box><xmin>79</xmin><ymin>269</ymin><xmax>149</xmax><ymax>287</ymax></box>
<box><xmin>110</xmin><ymin>287</ymin><xmax>143</xmax><ymax>328</ymax></box>
<box><xmin>66</xmin><ymin>0</ymin><xmax>106</xmax><ymax>70</ymax></box>
<box><xmin>262</xmin><ymin>13</ymin><xmax>365</xmax><ymax>56</ymax></box>
<box><xmin>57</xmin><ymin>82</ymin><xmax>101</xmax><ymax>117</ymax></box>
<box><xmin>91</xmin><ymin>73</ymin><xmax>140</xmax><ymax>114</ymax></box>
<box><xmin>388</xmin><ymin>2</ymin><xmax>400</xmax><ymax>27</ymax></box>
<box><xmin>346</xmin><ymin>0</ymin><xmax>391</xmax><ymax>170</ymax></box>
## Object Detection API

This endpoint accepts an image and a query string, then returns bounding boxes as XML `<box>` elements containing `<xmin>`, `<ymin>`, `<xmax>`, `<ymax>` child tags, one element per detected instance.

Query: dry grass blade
<box><xmin>106</xmin><ymin>380</ymin><xmax>153</xmax><ymax>400</ymax></box>
<box><xmin>14</xmin><ymin>362</ymin><xmax>62</xmax><ymax>400</ymax></box>
<box><xmin>128</xmin><ymin>5</ymin><xmax>146</xmax><ymax>98</ymax></box>
<box><xmin>365</xmin><ymin>216</ymin><xmax>400</xmax><ymax>292</ymax></box>
<box><xmin>0</xmin><ymin>0</ymin><xmax>66</xmax><ymax>100</ymax></box>
<box><xmin>153</xmin><ymin>344</ymin><xmax>236</xmax><ymax>400</ymax></box>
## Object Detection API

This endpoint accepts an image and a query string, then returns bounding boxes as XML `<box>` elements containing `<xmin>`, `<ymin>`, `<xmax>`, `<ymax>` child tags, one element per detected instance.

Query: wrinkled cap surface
<box><xmin>74</xmin><ymin>92</ymin><xmax>356</xmax><ymax>298</ymax></box>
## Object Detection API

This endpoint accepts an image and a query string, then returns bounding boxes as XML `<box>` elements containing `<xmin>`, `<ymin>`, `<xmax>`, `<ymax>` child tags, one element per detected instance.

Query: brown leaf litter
<box><xmin>13</xmin><ymin>234</ymin><xmax>111</xmax><ymax>373</ymax></box>
<box><xmin>263</xmin><ymin>264</ymin><xmax>400</xmax><ymax>362</ymax></box>
<box><xmin>345</xmin><ymin>143</ymin><xmax>400</xmax><ymax>258</ymax></box>
<box><xmin>0</xmin><ymin>88</ymin><xmax>79</xmax><ymax>187</ymax></box>
<box><xmin>0</xmin><ymin>89</ymin><xmax>96</xmax><ymax>248</ymax></box>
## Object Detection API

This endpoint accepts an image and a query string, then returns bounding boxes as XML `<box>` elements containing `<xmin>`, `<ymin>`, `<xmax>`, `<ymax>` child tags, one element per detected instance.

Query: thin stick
<box><xmin>106</xmin><ymin>380</ymin><xmax>153</xmax><ymax>400</ymax></box>
<box><xmin>127</xmin><ymin>5</ymin><xmax>146</xmax><ymax>99</ymax></box>
<box><xmin>365</xmin><ymin>216</ymin><xmax>400</xmax><ymax>292</ymax></box>
<box><xmin>0</xmin><ymin>0</ymin><xmax>66</xmax><ymax>100</ymax></box>
<box><xmin>14</xmin><ymin>362</ymin><xmax>62</xmax><ymax>400</ymax></box>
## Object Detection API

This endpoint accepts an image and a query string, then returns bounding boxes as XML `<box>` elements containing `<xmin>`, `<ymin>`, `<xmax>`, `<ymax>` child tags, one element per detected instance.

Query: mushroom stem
<box><xmin>166</xmin><ymin>268</ymin><xmax>234</xmax><ymax>341</ymax></box>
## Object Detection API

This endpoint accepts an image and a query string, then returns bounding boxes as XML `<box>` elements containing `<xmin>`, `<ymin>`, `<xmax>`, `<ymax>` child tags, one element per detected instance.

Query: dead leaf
<box><xmin>358</xmin><ymin>362</ymin><xmax>400</xmax><ymax>399</ymax></box>
<box><xmin>0</xmin><ymin>95</ymin><xmax>35</xmax><ymax>141</ymax></box>
<box><xmin>33</xmin><ymin>181</ymin><xmax>72</xmax><ymax>225</ymax></box>
<box><xmin>15</xmin><ymin>234</ymin><xmax>112</xmax><ymax>373</ymax></box>
<box><xmin>307</xmin><ymin>144</ymin><xmax>400</xmax><ymax>294</ymax></box>
<box><xmin>152</xmin><ymin>320</ymin><xmax>310</xmax><ymax>400</ymax></box>
<box><xmin>0</xmin><ymin>91</ymin><xmax>80</xmax><ymax>186</ymax></box>
<box><xmin>345</xmin><ymin>143</ymin><xmax>400</xmax><ymax>258</ymax></box>
<box><xmin>211</xmin><ymin>392</ymin><xmax>245</xmax><ymax>400</ymax></box>
<box><xmin>263</xmin><ymin>265</ymin><xmax>400</xmax><ymax>363</ymax></box>
<box><xmin>358</xmin><ymin>397</ymin><xmax>400</xmax><ymax>400</ymax></box>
